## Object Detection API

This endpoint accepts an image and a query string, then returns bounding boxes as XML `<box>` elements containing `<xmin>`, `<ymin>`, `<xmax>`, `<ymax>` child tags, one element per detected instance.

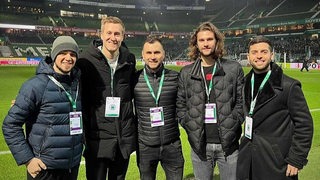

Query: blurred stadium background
<box><xmin>0</xmin><ymin>0</ymin><xmax>320</xmax><ymax>67</ymax></box>
<box><xmin>1</xmin><ymin>1</ymin><xmax>320</xmax><ymax>179</ymax></box>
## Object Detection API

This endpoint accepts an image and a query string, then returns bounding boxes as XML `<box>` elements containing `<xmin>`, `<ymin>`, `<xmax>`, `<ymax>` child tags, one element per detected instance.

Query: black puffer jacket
<box><xmin>2</xmin><ymin>57</ymin><xmax>82</xmax><ymax>169</ymax></box>
<box><xmin>134</xmin><ymin>65</ymin><xmax>180</xmax><ymax>146</ymax></box>
<box><xmin>77</xmin><ymin>39</ymin><xmax>136</xmax><ymax>160</ymax></box>
<box><xmin>177</xmin><ymin>58</ymin><xmax>244</xmax><ymax>160</ymax></box>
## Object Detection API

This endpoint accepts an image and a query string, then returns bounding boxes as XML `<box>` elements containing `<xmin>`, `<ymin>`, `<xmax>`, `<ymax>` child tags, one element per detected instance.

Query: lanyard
<box><xmin>103</xmin><ymin>49</ymin><xmax>118</xmax><ymax>97</ymax></box>
<box><xmin>249</xmin><ymin>70</ymin><xmax>271</xmax><ymax>116</ymax></box>
<box><xmin>48</xmin><ymin>75</ymin><xmax>79</xmax><ymax>111</ymax></box>
<box><xmin>201</xmin><ymin>63</ymin><xmax>217</xmax><ymax>103</ymax></box>
<box><xmin>107</xmin><ymin>60</ymin><xmax>117</xmax><ymax>97</ymax></box>
<box><xmin>110</xmin><ymin>66</ymin><xmax>114</xmax><ymax>97</ymax></box>
<box><xmin>143</xmin><ymin>68</ymin><xmax>165</xmax><ymax>106</ymax></box>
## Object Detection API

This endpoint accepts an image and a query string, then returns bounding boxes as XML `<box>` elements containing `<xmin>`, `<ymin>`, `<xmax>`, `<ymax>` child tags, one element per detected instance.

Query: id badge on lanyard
<box><xmin>205</xmin><ymin>103</ymin><xmax>217</xmax><ymax>123</ymax></box>
<box><xmin>70</xmin><ymin>111</ymin><xmax>83</xmax><ymax>135</ymax></box>
<box><xmin>150</xmin><ymin>107</ymin><xmax>164</xmax><ymax>127</ymax></box>
<box><xmin>105</xmin><ymin>97</ymin><xmax>121</xmax><ymax>117</ymax></box>
<box><xmin>202</xmin><ymin>64</ymin><xmax>217</xmax><ymax>124</ymax></box>
<box><xmin>246</xmin><ymin>70</ymin><xmax>271</xmax><ymax>139</ymax></box>
<box><xmin>245</xmin><ymin>116</ymin><xmax>253</xmax><ymax>139</ymax></box>
<box><xmin>47</xmin><ymin>75</ymin><xmax>82</xmax><ymax>135</ymax></box>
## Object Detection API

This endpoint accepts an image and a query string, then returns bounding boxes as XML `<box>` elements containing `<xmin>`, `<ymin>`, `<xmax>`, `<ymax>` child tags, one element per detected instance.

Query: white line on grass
<box><xmin>0</xmin><ymin>151</ymin><xmax>11</xmax><ymax>155</ymax></box>
<box><xmin>1</xmin><ymin>108</ymin><xmax>319</xmax><ymax>156</ymax></box>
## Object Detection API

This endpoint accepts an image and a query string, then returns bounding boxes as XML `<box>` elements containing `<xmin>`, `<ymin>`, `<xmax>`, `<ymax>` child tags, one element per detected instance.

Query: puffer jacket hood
<box><xmin>2</xmin><ymin>57</ymin><xmax>83</xmax><ymax>169</ymax></box>
<box><xmin>36</xmin><ymin>56</ymin><xmax>55</xmax><ymax>76</ymax></box>
<box><xmin>85</xmin><ymin>39</ymin><xmax>135</xmax><ymax>65</ymax></box>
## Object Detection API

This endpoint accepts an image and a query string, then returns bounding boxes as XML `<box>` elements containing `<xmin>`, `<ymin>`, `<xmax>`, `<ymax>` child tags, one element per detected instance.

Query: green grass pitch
<box><xmin>0</xmin><ymin>65</ymin><xmax>319</xmax><ymax>179</ymax></box>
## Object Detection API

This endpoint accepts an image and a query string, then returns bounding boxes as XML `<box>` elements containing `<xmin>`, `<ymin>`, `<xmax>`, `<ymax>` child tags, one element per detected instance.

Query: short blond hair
<box><xmin>101</xmin><ymin>16</ymin><xmax>125</xmax><ymax>34</ymax></box>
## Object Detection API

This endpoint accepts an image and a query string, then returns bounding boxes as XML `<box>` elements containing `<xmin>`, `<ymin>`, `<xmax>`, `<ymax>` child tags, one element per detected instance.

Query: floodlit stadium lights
<box><xmin>0</xmin><ymin>23</ymin><xmax>36</xmax><ymax>30</ymax></box>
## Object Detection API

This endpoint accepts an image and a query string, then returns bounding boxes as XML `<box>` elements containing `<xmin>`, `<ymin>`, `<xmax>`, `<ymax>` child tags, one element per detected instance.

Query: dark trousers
<box><xmin>137</xmin><ymin>140</ymin><xmax>184</xmax><ymax>180</ymax></box>
<box><xmin>300</xmin><ymin>64</ymin><xmax>309</xmax><ymax>71</ymax></box>
<box><xmin>27</xmin><ymin>165</ymin><xmax>79</xmax><ymax>180</ymax></box>
<box><xmin>85</xmin><ymin>149</ymin><xmax>129</xmax><ymax>180</ymax></box>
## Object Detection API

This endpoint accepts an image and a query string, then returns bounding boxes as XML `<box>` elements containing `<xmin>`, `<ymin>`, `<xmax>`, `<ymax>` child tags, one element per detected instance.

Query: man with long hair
<box><xmin>176</xmin><ymin>22</ymin><xmax>244</xmax><ymax>180</ymax></box>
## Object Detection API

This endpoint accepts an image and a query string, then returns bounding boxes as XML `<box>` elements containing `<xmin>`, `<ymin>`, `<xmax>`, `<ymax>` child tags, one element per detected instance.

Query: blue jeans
<box><xmin>191</xmin><ymin>143</ymin><xmax>238</xmax><ymax>180</ymax></box>
<box><xmin>138</xmin><ymin>140</ymin><xmax>184</xmax><ymax>180</ymax></box>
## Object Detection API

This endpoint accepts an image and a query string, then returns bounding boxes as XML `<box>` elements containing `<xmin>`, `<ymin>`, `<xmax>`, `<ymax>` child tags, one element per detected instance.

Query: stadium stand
<box><xmin>0</xmin><ymin>46</ymin><xmax>13</xmax><ymax>57</ymax></box>
<box><xmin>252</xmin><ymin>12</ymin><xmax>315</xmax><ymax>26</ymax></box>
<box><xmin>0</xmin><ymin>0</ymin><xmax>320</xmax><ymax>62</ymax></box>
<box><xmin>271</xmin><ymin>0</ymin><xmax>316</xmax><ymax>15</ymax></box>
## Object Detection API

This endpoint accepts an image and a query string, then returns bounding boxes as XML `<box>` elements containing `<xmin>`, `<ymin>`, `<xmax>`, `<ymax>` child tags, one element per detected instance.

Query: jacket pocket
<box><xmin>271</xmin><ymin>144</ymin><xmax>285</xmax><ymax>168</ymax></box>
<box><xmin>38</xmin><ymin>125</ymin><xmax>52</xmax><ymax>156</ymax></box>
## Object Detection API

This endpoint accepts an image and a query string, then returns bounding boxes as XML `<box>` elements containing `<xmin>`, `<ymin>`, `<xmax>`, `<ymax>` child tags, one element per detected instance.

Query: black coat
<box><xmin>134</xmin><ymin>65</ymin><xmax>180</xmax><ymax>146</ymax></box>
<box><xmin>76</xmin><ymin>39</ymin><xmax>136</xmax><ymax>160</ymax></box>
<box><xmin>237</xmin><ymin>63</ymin><xmax>313</xmax><ymax>180</ymax></box>
<box><xmin>176</xmin><ymin>58</ymin><xmax>244</xmax><ymax>160</ymax></box>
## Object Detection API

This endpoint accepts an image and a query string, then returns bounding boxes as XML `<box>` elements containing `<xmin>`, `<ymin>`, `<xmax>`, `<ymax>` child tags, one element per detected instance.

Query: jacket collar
<box><xmin>144</xmin><ymin>63</ymin><xmax>164</xmax><ymax>78</ymax></box>
<box><xmin>190</xmin><ymin>58</ymin><xmax>225</xmax><ymax>80</ymax></box>
<box><xmin>244</xmin><ymin>62</ymin><xmax>283</xmax><ymax>116</ymax></box>
<box><xmin>89</xmin><ymin>39</ymin><xmax>135</xmax><ymax>70</ymax></box>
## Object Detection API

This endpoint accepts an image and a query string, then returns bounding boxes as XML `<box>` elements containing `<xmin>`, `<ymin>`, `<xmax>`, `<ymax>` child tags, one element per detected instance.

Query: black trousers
<box><xmin>300</xmin><ymin>64</ymin><xmax>309</xmax><ymax>71</ymax></box>
<box><xmin>137</xmin><ymin>140</ymin><xmax>184</xmax><ymax>180</ymax></box>
<box><xmin>85</xmin><ymin>147</ymin><xmax>129</xmax><ymax>180</ymax></box>
<box><xmin>27</xmin><ymin>165</ymin><xmax>79</xmax><ymax>180</ymax></box>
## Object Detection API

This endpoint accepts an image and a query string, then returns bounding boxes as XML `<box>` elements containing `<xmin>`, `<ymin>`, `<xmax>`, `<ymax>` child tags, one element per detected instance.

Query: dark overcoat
<box><xmin>77</xmin><ymin>39</ymin><xmax>136</xmax><ymax>160</ymax></box>
<box><xmin>237</xmin><ymin>63</ymin><xmax>313</xmax><ymax>180</ymax></box>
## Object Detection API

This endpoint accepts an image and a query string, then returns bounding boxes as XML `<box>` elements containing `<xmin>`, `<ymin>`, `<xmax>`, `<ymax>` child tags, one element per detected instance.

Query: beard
<box><xmin>55</xmin><ymin>64</ymin><xmax>72</xmax><ymax>75</ymax></box>
<box><xmin>199</xmin><ymin>47</ymin><xmax>217</xmax><ymax>59</ymax></box>
<box><xmin>201</xmin><ymin>53</ymin><xmax>213</xmax><ymax>59</ymax></box>
<box><xmin>251</xmin><ymin>63</ymin><xmax>270</xmax><ymax>74</ymax></box>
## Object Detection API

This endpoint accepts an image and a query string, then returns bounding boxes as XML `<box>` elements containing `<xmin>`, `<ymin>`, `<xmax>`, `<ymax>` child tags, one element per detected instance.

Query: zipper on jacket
<box><xmin>153</xmin><ymin>73</ymin><xmax>158</xmax><ymax>104</ymax></box>
<box><xmin>152</xmin><ymin>72</ymin><xmax>164</xmax><ymax>144</ymax></box>
<box><xmin>69</xmin><ymin>135</ymin><xmax>75</xmax><ymax>170</ymax></box>
<box><xmin>208</xmin><ymin>98</ymin><xmax>228</xmax><ymax>160</ymax></box>
<box><xmin>216</xmin><ymin>118</ymin><xmax>228</xmax><ymax>160</ymax></box>
<box><xmin>212</xmin><ymin>101</ymin><xmax>228</xmax><ymax>160</ymax></box>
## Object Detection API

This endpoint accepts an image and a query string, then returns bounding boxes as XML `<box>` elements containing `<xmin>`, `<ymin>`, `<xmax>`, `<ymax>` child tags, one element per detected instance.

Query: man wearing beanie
<box><xmin>3</xmin><ymin>36</ymin><xmax>83</xmax><ymax>180</ymax></box>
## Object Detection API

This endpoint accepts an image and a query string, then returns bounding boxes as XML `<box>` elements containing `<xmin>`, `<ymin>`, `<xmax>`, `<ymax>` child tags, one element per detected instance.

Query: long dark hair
<box><xmin>188</xmin><ymin>22</ymin><xmax>225</xmax><ymax>61</ymax></box>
